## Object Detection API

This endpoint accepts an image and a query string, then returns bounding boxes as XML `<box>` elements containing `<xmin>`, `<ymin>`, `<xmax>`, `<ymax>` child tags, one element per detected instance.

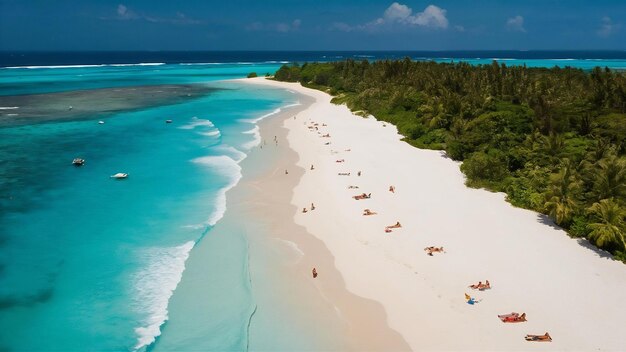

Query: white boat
<box><xmin>72</xmin><ymin>158</ymin><xmax>85</xmax><ymax>166</ymax></box>
<box><xmin>98</xmin><ymin>121</ymin><xmax>105</xmax><ymax>124</ymax></box>
<box><xmin>110</xmin><ymin>173</ymin><xmax>128</xmax><ymax>179</ymax></box>
<box><xmin>165</xmin><ymin>119</ymin><xmax>173</xmax><ymax>124</ymax></box>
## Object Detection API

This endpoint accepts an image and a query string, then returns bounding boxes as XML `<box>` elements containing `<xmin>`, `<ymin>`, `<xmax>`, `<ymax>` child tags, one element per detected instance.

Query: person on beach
<box><xmin>363</xmin><ymin>209</ymin><xmax>377</xmax><ymax>216</ymax></box>
<box><xmin>310</xmin><ymin>165</ymin><xmax>314</xmax><ymax>170</ymax></box>
<box><xmin>389</xmin><ymin>185</ymin><xmax>395</xmax><ymax>193</ymax></box>
<box><xmin>424</xmin><ymin>246</ymin><xmax>445</xmax><ymax>256</ymax></box>
<box><xmin>302</xmin><ymin>208</ymin><xmax>308</xmax><ymax>213</ymax></box>
<box><xmin>353</xmin><ymin>193</ymin><xmax>371</xmax><ymax>200</ymax></box>
<box><xmin>525</xmin><ymin>333</ymin><xmax>551</xmax><ymax>342</ymax></box>
<box><xmin>469</xmin><ymin>280</ymin><xmax>490</xmax><ymax>290</ymax></box>
<box><xmin>465</xmin><ymin>293</ymin><xmax>479</xmax><ymax>305</ymax></box>
<box><xmin>387</xmin><ymin>221</ymin><xmax>401</xmax><ymax>228</ymax></box>
<box><xmin>285</xmin><ymin>169</ymin><xmax>288</xmax><ymax>174</ymax></box>
<box><xmin>357</xmin><ymin>171</ymin><xmax>361</xmax><ymax>176</ymax></box>
<box><xmin>311</xmin><ymin>203</ymin><xmax>315</xmax><ymax>210</ymax></box>
<box><xmin>469</xmin><ymin>281</ymin><xmax>483</xmax><ymax>289</ymax></box>
<box><xmin>500</xmin><ymin>312</ymin><xmax>526</xmax><ymax>323</ymax></box>
<box><xmin>312</xmin><ymin>268</ymin><xmax>318</xmax><ymax>278</ymax></box>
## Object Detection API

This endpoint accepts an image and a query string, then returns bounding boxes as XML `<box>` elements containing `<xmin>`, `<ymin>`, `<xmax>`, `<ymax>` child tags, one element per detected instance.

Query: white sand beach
<box><xmin>241</xmin><ymin>77</ymin><xmax>626</xmax><ymax>351</ymax></box>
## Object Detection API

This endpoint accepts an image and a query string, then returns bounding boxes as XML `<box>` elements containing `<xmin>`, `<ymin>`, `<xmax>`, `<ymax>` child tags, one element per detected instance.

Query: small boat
<box><xmin>110</xmin><ymin>173</ymin><xmax>128</xmax><ymax>179</ymax></box>
<box><xmin>98</xmin><ymin>121</ymin><xmax>105</xmax><ymax>124</ymax></box>
<box><xmin>165</xmin><ymin>120</ymin><xmax>173</xmax><ymax>124</ymax></box>
<box><xmin>72</xmin><ymin>158</ymin><xmax>85</xmax><ymax>166</ymax></box>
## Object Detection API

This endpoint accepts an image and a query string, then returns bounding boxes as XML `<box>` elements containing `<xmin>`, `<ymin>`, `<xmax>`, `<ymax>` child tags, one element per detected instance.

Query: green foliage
<box><xmin>461</xmin><ymin>150</ymin><xmax>509</xmax><ymax>188</ymax></box>
<box><xmin>247</xmin><ymin>72</ymin><xmax>258</xmax><ymax>78</ymax></box>
<box><xmin>274</xmin><ymin>59</ymin><xmax>626</xmax><ymax>260</ymax></box>
<box><xmin>587</xmin><ymin>198</ymin><xmax>626</xmax><ymax>250</ymax></box>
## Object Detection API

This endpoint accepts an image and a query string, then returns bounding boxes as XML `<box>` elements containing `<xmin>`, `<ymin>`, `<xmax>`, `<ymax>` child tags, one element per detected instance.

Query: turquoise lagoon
<box><xmin>0</xmin><ymin>63</ymin><xmax>298</xmax><ymax>350</ymax></box>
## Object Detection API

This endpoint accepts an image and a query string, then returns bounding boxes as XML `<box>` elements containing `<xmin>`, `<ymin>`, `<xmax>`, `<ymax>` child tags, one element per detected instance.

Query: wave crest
<box><xmin>133</xmin><ymin>241</ymin><xmax>195</xmax><ymax>350</ymax></box>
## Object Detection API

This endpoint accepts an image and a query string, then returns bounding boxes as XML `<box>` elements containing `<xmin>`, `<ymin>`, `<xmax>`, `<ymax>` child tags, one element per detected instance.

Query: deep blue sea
<box><xmin>3</xmin><ymin>50</ymin><xmax>626</xmax><ymax>70</ymax></box>
<box><xmin>0</xmin><ymin>51</ymin><xmax>625</xmax><ymax>351</ymax></box>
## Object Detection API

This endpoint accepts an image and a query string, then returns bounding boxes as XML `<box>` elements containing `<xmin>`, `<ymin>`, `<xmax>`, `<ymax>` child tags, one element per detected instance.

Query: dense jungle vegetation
<box><xmin>273</xmin><ymin>59</ymin><xmax>626</xmax><ymax>261</ymax></box>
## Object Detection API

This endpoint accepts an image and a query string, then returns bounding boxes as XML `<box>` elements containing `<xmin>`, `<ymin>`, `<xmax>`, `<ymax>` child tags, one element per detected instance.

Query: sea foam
<box><xmin>4</xmin><ymin>63</ymin><xmax>165</xmax><ymax>69</ymax></box>
<box><xmin>133</xmin><ymin>241</ymin><xmax>195</xmax><ymax>350</ymax></box>
<box><xmin>178</xmin><ymin>117</ymin><xmax>215</xmax><ymax>130</ymax></box>
<box><xmin>241</xmin><ymin>126</ymin><xmax>261</xmax><ymax>150</ymax></box>
<box><xmin>192</xmin><ymin>155</ymin><xmax>243</xmax><ymax>226</ymax></box>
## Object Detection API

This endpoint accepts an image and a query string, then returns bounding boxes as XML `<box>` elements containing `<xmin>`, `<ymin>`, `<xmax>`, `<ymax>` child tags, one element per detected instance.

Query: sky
<box><xmin>0</xmin><ymin>0</ymin><xmax>625</xmax><ymax>51</ymax></box>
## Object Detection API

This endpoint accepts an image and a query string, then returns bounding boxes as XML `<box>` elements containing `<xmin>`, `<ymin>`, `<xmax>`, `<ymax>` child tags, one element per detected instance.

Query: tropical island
<box><xmin>274</xmin><ymin>60</ymin><xmax>626</xmax><ymax>260</ymax></box>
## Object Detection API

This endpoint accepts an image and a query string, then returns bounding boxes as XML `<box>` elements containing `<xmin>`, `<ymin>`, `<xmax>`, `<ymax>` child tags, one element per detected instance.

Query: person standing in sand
<box><xmin>312</xmin><ymin>268</ymin><xmax>318</xmax><ymax>278</ymax></box>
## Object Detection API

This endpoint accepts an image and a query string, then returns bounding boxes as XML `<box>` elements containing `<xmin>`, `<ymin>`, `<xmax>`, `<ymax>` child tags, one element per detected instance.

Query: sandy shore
<box><xmin>157</xmin><ymin>86</ymin><xmax>408</xmax><ymax>350</ymax></box>
<box><xmin>240</xmin><ymin>77</ymin><xmax>626</xmax><ymax>351</ymax></box>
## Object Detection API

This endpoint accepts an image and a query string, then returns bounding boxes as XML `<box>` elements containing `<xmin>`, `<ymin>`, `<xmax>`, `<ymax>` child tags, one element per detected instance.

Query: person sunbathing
<box><xmin>497</xmin><ymin>312</ymin><xmax>519</xmax><ymax>320</ymax></box>
<box><xmin>424</xmin><ymin>246</ymin><xmax>444</xmax><ymax>256</ymax></box>
<box><xmin>363</xmin><ymin>209</ymin><xmax>377</xmax><ymax>216</ymax></box>
<box><xmin>387</xmin><ymin>222</ymin><xmax>402</xmax><ymax>228</ymax></box>
<box><xmin>321</xmin><ymin>133</ymin><xmax>330</xmax><ymax>137</ymax></box>
<box><xmin>525</xmin><ymin>333</ymin><xmax>551</xmax><ymax>342</ymax></box>
<box><xmin>347</xmin><ymin>185</ymin><xmax>359</xmax><ymax>189</ymax></box>
<box><xmin>302</xmin><ymin>208</ymin><xmax>308</xmax><ymax>213</ymax></box>
<box><xmin>500</xmin><ymin>312</ymin><xmax>526</xmax><ymax>323</ymax></box>
<box><xmin>469</xmin><ymin>280</ymin><xmax>491</xmax><ymax>290</ymax></box>
<box><xmin>385</xmin><ymin>228</ymin><xmax>392</xmax><ymax>233</ymax></box>
<box><xmin>339</xmin><ymin>172</ymin><xmax>351</xmax><ymax>176</ymax></box>
<box><xmin>469</xmin><ymin>281</ymin><xmax>483</xmax><ymax>290</ymax></box>
<box><xmin>353</xmin><ymin>193</ymin><xmax>368</xmax><ymax>200</ymax></box>
<box><xmin>465</xmin><ymin>293</ymin><xmax>479</xmax><ymax>305</ymax></box>
<box><xmin>336</xmin><ymin>159</ymin><xmax>345</xmax><ymax>163</ymax></box>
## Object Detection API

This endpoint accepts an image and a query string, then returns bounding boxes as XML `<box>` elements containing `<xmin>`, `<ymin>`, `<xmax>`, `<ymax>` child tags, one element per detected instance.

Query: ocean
<box><xmin>0</xmin><ymin>62</ymin><xmax>297</xmax><ymax>350</ymax></box>
<box><xmin>0</xmin><ymin>51</ymin><xmax>625</xmax><ymax>351</ymax></box>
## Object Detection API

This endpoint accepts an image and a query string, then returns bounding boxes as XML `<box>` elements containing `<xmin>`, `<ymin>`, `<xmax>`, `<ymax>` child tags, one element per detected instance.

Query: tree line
<box><xmin>273</xmin><ymin>59</ymin><xmax>626</xmax><ymax>261</ymax></box>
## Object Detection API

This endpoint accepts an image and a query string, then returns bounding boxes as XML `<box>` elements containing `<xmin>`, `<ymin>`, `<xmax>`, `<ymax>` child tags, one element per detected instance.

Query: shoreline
<box><xmin>239</xmin><ymin>77</ymin><xmax>626</xmax><ymax>351</ymax></box>
<box><xmin>154</xmin><ymin>84</ymin><xmax>407</xmax><ymax>350</ymax></box>
<box><xmin>243</xmin><ymin>90</ymin><xmax>409</xmax><ymax>350</ymax></box>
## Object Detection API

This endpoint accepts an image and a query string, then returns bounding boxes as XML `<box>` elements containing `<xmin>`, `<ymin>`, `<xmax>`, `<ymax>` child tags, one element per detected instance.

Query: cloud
<box><xmin>330</xmin><ymin>22</ymin><xmax>354</xmax><ymax>32</ymax></box>
<box><xmin>331</xmin><ymin>2</ymin><xmax>449</xmax><ymax>32</ymax></box>
<box><xmin>101</xmin><ymin>4</ymin><xmax>202</xmax><ymax>25</ymax></box>
<box><xmin>247</xmin><ymin>19</ymin><xmax>302</xmax><ymax>33</ymax></box>
<box><xmin>597</xmin><ymin>16</ymin><xmax>620</xmax><ymax>37</ymax></box>
<box><xmin>376</xmin><ymin>3</ymin><xmax>449</xmax><ymax>29</ymax></box>
<box><xmin>116</xmin><ymin>4</ymin><xmax>137</xmax><ymax>20</ymax></box>
<box><xmin>506</xmin><ymin>15</ymin><xmax>526</xmax><ymax>32</ymax></box>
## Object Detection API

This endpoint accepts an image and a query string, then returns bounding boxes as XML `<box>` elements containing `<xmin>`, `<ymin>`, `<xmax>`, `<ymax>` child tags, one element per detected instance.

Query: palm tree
<box><xmin>593</xmin><ymin>155</ymin><xmax>626</xmax><ymax>201</ymax></box>
<box><xmin>587</xmin><ymin>199</ymin><xmax>626</xmax><ymax>250</ymax></box>
<box><xmin>543</xmin><ymin>161</ymin><xmax>582</xmax><ymax>225</ymax></box>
